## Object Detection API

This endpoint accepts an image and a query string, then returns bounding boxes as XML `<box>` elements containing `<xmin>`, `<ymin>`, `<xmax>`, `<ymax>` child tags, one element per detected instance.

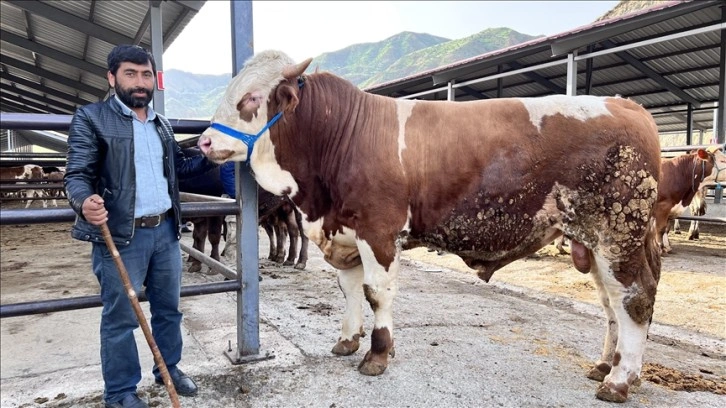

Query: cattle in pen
<box><xmin>655</xmin><ymin>147</ymin><xmax>726</xmax><ymax>254</ymax></box>
<box><xmin>179</xmin><ymin>147</ymin><xmax>308</xmax><ymax>271</ymax></box>
<box><xmin>197</xmin><ymin>50</ymin><xmax>662</xmax><ymax>403</ymax></box>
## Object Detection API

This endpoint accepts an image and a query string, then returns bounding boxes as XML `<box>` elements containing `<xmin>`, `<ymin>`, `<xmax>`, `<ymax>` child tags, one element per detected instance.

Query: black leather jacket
<box><xmin>64</xmin><ymin>97</ymin><xmax>216</xmax><ymax>246</ymax></box>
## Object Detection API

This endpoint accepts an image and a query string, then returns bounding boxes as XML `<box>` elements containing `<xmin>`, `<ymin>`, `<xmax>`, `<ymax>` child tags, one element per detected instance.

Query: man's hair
<box><xmin>107</xmin><ymin>44</ymin><xmax>156</xmax><ymax>76</ymax></box>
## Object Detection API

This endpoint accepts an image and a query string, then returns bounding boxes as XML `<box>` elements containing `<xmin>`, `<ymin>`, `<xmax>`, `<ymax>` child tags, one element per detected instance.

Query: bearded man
<box><xmin>64</xmin><ymin>44</ymin><xmax>216</xmax><ymax>408</ymax></box>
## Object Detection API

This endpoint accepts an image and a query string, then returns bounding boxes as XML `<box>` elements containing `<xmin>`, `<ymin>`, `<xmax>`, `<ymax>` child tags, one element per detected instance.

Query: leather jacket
<box><xmin>64</xmin><ymin>97</ymin><xmax>216</xmax><ymax>246</ymax></box>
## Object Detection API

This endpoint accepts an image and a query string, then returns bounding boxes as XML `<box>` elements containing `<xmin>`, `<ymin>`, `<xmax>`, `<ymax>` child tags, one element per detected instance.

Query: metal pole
<box><xmin>150</xmin><ymin>1</ymin><xmax>165</xmax><ymax>115</ymax></box>
<box><xmin>566</xmin><ymin>51</ymin><xmax>578</xmax><ymax>96</ymax></box>
<box><xmin>225</xmin><ymin>0</ymin><xmax>273</xmax><ymax>365</ymax></box>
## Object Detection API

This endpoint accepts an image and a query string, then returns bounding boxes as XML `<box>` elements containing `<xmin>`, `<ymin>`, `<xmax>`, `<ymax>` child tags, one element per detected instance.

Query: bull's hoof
<box><xmin>358</xmin><ymin>356</ymin><xmax>388</xmax><ymax>376</ymax></box>
<box><xmin>187</xmin><ymin>264</ymin><xmax>202</xmax><ymax>273</ymax></box>
<box><xmin>282</xmin><ymin>259</ymin><xmax>294</xmax><ymax>266</ymax></box>
<box><xmin>331</xmin><ymin>338</ymin><xmax>360</xmax><ymax>356</ymax></box>
<box><xmin>586</xmin><ymin>363</ymin><xmax>611</xmax><ymax>382</ymax></box>
<box><xmin>595</xmin><ymin>382</ymin><xmax>628</xmax><ymax>403</ymax></box>
<box><xmin>687</xmin><ymin>233</ymin><xmax>699</xmax><ymax>241</ymax></box>
<box><xmin>294</xmin><ymin>262</ymin><xmax>307</xmax><ymax>270</ymax></box>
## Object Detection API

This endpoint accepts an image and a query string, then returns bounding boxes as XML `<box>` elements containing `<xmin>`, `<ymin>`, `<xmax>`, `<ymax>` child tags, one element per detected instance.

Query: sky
<box><xmin>163</xmin><ymin>1</ymin><xmax>620</xmax><ymax>75</ymax></box>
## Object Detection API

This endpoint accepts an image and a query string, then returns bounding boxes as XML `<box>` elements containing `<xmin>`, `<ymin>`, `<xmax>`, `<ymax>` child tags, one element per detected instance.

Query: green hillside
<box><xmin>360</xmin><ymin>28</ymin><xmax>539</xmax><ymax>88</ymax></box>
<box><xmin>165</xmin><ymin>28</ymin><xmax>536</xmax><ymax>119</ymax></box>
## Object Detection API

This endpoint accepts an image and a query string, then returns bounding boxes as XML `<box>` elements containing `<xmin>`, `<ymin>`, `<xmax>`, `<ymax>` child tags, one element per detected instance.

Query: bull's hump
<box><xmin>520</xmin><ymin>95</ymin><xmax>612</xmax><ymax>132</ymax></box>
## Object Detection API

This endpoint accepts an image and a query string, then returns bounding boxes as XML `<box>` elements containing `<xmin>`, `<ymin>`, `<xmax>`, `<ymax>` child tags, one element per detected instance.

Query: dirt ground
<box><xmin>1</xmin><ymin>199</ymin><xmax>725</xmax><ymax>400</ymax></box>
<box><xmin>403</xmin><ymin>223</ymin><xmax>726</xmax><ymax>340</ymax></box>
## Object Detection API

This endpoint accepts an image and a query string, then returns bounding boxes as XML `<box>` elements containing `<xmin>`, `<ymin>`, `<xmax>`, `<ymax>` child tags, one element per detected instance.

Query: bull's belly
<box><xmin>404</xmin><ymin>210</ymin><xmax>562</xmax><ymax>280</ymax></box>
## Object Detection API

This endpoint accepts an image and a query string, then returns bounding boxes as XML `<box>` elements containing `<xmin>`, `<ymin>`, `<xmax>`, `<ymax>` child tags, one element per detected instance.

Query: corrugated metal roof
<box><xmin>365</xmin><ymin>0</ymin><xmax>724</xmax><ymax>138</ymax></box>
<box><xmin>0</xmin><ymin>0</ymin><xmax>204</xmax><ymax>115</ymax></box>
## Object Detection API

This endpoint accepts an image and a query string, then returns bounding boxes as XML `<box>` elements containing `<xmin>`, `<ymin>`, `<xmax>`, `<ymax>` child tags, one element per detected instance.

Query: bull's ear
<box><xmin>276</xmin><ymin>83</ymin><xmax>299</xmax><ymax>113</ymax></box>
<box><xmin>697</xmin><ymin>149</ymin><xmax>710</xmax><ymax>160</ymax></box>
<box><xmin>282</xmin><ymin>58</ymin><xmax>313</xmax><ymax>79</ymax></box>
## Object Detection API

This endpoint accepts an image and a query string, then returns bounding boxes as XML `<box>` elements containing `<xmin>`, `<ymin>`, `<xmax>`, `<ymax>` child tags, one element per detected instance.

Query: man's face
<box><xmin>108</xmin><ymin>61</ymin><xmax>155</xmax><ymax>108</ymax></box>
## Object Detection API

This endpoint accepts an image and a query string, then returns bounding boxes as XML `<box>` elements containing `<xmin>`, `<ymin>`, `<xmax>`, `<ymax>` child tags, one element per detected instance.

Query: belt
<box><xmin>134</xmin><ymin>211</ymin><xmax>169</xmax><ymax>228</ymax></box>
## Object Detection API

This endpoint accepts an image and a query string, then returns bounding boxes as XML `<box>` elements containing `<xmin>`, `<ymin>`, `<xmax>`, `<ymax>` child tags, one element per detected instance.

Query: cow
<box><xmin>196</xmin><ymin>50</ymin><xmax>662</xmax><ymax>403</ymax></box>
<box><xmin>179</xmin><ymin>147</ymin><xmax>308</xmax><ymax>271</ymax></box>
<box><xmin>672</xmin><ymin>186</ymin><xmax>706</xmax><ymax>239</ymax></box>
<box><xmin>654</xmin><ymin>147</ymin><xmax>726</xmax><ymax>253</ymax></box>
<box><xmin>0</xmin><ymin>164</ymin><xmax>54</xmax><ymax>208</ymax></box>
<box><xmin>0</xmin><ymin>165</ymin><xmax>31</xmax><ymax>201</ymax></box>
<box><xmin>179</xmin><ymin>148</ymin><xmax>228</xmax><ymax>273</ymax></box>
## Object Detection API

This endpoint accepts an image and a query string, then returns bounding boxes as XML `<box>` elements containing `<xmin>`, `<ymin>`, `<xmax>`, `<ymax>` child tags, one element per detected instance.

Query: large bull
<box><xmin>197</xmin><ymin>50</ymin><xmax>662</xmax><ymax>403</ymax></box>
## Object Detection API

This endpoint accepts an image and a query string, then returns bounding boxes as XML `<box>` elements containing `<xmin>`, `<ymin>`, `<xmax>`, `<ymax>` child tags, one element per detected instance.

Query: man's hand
<box><xmin>82</xmin><ymin>194</ymin><xmax>108</xmax><ymax>225</ymax></box>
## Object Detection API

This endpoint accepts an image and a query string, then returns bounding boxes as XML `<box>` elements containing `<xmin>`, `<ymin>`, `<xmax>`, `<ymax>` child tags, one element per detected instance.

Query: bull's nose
<box><xmin>198</xmin><ymin>135</ymin><xmax>211</xmax><ymax>155</ymax></box>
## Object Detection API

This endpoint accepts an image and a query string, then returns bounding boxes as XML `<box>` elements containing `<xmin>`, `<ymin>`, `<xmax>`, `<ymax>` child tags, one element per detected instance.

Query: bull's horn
<box><xmin>282</xmin><ymin>58</ymin><xmax>313</xmax><ymax>79</ymax></box>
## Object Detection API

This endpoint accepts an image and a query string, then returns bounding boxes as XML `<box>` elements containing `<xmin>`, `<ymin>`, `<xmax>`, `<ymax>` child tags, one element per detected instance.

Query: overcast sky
<box><xmin>163</xmin><ymin>1</ymin><xmax>619</xmax><ymax>75</ymax></box>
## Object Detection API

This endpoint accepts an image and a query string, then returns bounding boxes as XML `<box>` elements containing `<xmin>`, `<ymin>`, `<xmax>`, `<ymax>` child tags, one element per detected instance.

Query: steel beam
<box><xmin>0</xmin><ymin>29</ymin><xmax>107</xmax><ymax>77</ymax></box>
<box><xmin>0</xmin><ymin>55</ymin><xmax>106</xmax><ymax>97</ymax></box>
<box><xmin>5</xmin><ymin>0</ymin><xmax>144</xmax><ymax>48</ymax></box>
<box><xmin>1</xmin><ymin>71</ymin><xmax>96</xmax><ymax>106</ymax></box>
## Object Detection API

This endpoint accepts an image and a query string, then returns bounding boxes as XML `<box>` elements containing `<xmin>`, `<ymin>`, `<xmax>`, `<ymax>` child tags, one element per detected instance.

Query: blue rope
<box><xmin>210</xmin><ymin>111</ymin><xmax>283</xmax><ymax>162</ymax></box>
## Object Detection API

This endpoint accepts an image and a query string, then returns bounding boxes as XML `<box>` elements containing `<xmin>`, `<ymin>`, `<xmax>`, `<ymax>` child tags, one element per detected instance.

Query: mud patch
<box><xmin>297</xmin><ymin>302</ymin><xmax>334</xmax><ymax>316</ymax></box>
<box><xmin>642</xmin><ymin>362</ymin><xmax>726</xmax><ymax>394</ymax></box>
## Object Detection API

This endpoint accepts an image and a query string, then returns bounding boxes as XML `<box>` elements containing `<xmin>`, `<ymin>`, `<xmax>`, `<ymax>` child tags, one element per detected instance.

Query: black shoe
<box><xmin>105</xmin><ymin>393</ymin><xmax>148</xmax><ymax>408</ymax></box>
<box><xmin>156</xmin><ymin>369</ymin><xmax>198</xmax><ymax>397</ymax></box>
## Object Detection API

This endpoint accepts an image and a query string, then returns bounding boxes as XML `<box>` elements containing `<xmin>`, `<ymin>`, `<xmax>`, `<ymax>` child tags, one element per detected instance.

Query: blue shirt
<box><xmin>113</xmin><ymin>95</ymin><xmax>172</xmax><ymax>218</ymax></box>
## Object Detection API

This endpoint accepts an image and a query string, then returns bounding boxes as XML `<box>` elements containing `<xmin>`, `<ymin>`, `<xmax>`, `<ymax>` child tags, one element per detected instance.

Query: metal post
<box><xmin>686</xmin><ymin>103</ymin><xmax>693</xmax><ymax>145</ymax></box>
<box><xmin>566</xmin><ymin>51</ymin><xmax>577</xmax><ymax>96</ymax></box>
<box><xmin>224</xmin><ymin>0</ymin><xmax>274</xmax><ymax>365</ymax></box>
<box><xmin>447</xmin><ymin>80</ymin><xmax>455</xmax><ymax>101</ymax></box>
<box><xmin>149</xmin><ymin>1</ymin><xmax>164</xmax><ymax>115</ymax></box>
<box><xmin>717</xmin><ymin>7</ymin><xmax>725</xmax><ymax>144</ymax></box>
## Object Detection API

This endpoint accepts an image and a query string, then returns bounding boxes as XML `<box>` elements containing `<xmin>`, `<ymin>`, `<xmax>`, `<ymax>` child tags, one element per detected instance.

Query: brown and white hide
<box><xmin>655</xmin><ymin>148</ymin><xmax>726</xmax><ymax>253</ymax></box>
<box><xmin>198</xmin><ymin>50</ymin><xmax>663</xmax><ymax>403</ymax></box>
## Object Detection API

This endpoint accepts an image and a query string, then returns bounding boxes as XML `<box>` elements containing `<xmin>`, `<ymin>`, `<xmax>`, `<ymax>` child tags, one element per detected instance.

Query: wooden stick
<box><xmin>100</xmin><ymin>223</ymin><xmax>181</xmax><ymax>408</ymax></box>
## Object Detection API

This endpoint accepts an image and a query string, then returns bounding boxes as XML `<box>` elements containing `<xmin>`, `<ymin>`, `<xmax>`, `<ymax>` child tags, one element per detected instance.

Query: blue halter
<box><xmin>209</xmin><ymin>111</ymin><xmax>283</xmax><ymax>162</ymax></box>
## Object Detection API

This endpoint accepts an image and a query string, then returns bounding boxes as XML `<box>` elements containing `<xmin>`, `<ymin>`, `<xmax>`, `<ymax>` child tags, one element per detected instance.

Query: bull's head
<box><xmin>699</xmin><ymin>145</ymin><xmax>726</xmax><ymax>186</ymax></box>
<box><xmin>198</xmin><ymin>50</ymin><xmax>312</xmax><ymax>164</ymax></box>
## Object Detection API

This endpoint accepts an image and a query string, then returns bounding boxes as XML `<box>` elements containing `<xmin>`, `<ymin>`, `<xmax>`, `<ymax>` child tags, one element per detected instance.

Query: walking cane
<box><xmin>99</xmin><ymin>223</ymin><xmax>181</xmax><ymax>408</ymax></box>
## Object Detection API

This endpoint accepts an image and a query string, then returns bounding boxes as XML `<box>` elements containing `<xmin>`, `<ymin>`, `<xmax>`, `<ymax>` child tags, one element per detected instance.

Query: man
<box><xmin>65</xmin><ymin>44</ymin><xmax>216</xmax><ymax>408</ymax></box>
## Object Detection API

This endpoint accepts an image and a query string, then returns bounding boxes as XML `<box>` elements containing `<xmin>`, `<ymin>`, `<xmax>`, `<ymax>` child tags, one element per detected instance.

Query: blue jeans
<box><xmin>92</xmin><ymin>217</ymin><xmax>183</xmax><ymax>403</ymax></box>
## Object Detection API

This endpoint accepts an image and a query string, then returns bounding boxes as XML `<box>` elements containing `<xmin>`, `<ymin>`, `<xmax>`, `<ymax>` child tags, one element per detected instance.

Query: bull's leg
<box><xmin>355</xmin><ymin>240</ymin><xmax>398</xmax><ymax>376</ymax></box>
<box><xmin>331</xmin><ymin>263</ymin><xmax>366</xmax><ymax>356</ymax></box>
<box><xmin>208</xmin><ymin>216</ymin><xmax>223</xmax><ymax>262</ymax></box>
<box><xmin>687</xmin><ymin>220</ymin><xmax>699</xmax><ymax>240</ymax></box>
<box><xmin>261</xmin><ymin>219</ymin><xmax>276</xmax><ymax>260</ymax></box>
<box><xmin>274</xmin><ymin>220</ymin><xmax>287</xmax><ymax>263</ymax></box>
<box><xmin>590</xmin><ymin>251</ymin><xmax>655</xmax><ymax>403</ymax></box>
<box><xmin>282</xmin><ymin>210</ymin><xmax>299</xmax><ymax>267</ymax></box>
<box><xmin>587</xmin><ymin>252</ymin><xmax>618</xmax><ymax>382</ymax></box>
<box><xmin>294</xmin><ymin>209</ymin><xmax>309</xmax><ymax>270</ymax></box>
<box><xmin>673</xmin><ymin>219</ymin><xmax>681</xmax><ymax>234</ymax></box>
<box><xmin>188</xmin><ymin>220</ymin><xmax>207</xmax><ymax>273</ymax></box>
<box><xmin>661</xmin><ymin>230</ymin><xmax>673</xmax><ymax>254</ymax></box>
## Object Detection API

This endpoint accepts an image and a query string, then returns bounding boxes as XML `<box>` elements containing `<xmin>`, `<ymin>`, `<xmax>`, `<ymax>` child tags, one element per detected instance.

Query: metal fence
<box><xmin>0</xmin><ymin>113</ymin><xmax>270</xmax><ymax>365</ymax></box>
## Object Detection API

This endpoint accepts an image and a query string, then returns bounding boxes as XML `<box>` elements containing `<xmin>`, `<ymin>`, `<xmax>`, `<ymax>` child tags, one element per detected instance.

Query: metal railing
<box><xmin>0</xmin><ymin>114</ymin><xmax>269</xmax><ymax>365</ymax></box>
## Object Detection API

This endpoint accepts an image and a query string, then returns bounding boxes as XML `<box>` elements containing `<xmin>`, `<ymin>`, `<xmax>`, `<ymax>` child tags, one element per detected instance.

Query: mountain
<box><xmin>309</xmin><ymin>32</ymin><xmax>450</xmax><ymax>86</ymax></box>
<box><xmin>164</xmin><ymin>70</ymin><xmax>231</xmax><ymax>120</ymax></box>
<box><xmin>165</xmin><ymin>28</ymin><xmax>537</xmax><ymax>119</ymax></box>
<box><xmin>595</xmin><ymin>0</ymin><xmax>669</xmax><ymax>22</ymax></box>
<box><xmin>359</xmin><ymin>28</ymin><xmax>539</xmax><ymax>88</ymax></box>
